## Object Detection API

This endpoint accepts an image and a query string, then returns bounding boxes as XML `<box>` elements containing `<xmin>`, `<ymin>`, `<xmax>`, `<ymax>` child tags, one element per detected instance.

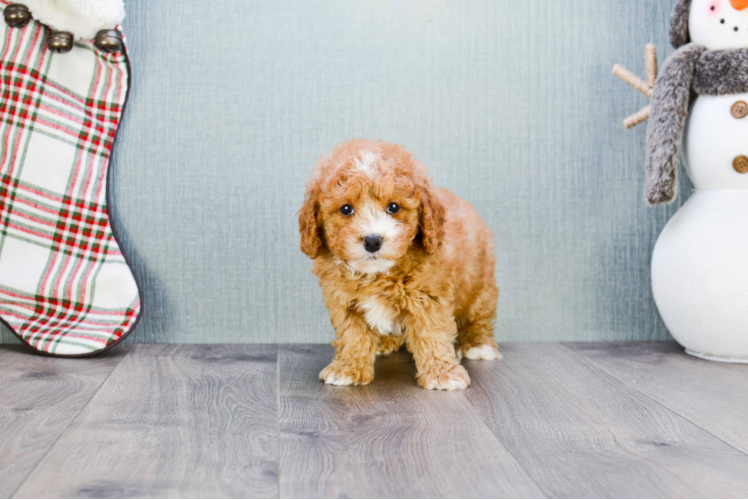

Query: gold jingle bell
<box><xmin>48</xmin><ymin>30</ymin><xmax>74</xmax><ymax>53</ymax></box>
<box><xmin>93</xmin><ymin>29</ymin><xmax>123</xmax><ymax>54</ymax></box>
<box><xmin>4</xmin><ymin>4</ymin><xmax>32</xmax><ymax>28</ymax></box>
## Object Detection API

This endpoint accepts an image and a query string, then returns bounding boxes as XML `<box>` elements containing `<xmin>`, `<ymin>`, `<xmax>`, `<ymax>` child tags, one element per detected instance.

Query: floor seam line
<box><xmin>459</xmin><ymin>380</ymin><xmax>551</xmax><ymax>498</ymax></box>
<box><xmin>276</xmin><ymin>344</ymin><xmax>281</xmax><ymax>500</ymax></box>
<box><xmin>8</xmin><ymin>346</ymin><xmax>133</xmax><ymax>498</ymax></box>
<box><xmin>562</xmin><ymin>343</ymin><xmax>748</xmax><ymax>459</ymax></box>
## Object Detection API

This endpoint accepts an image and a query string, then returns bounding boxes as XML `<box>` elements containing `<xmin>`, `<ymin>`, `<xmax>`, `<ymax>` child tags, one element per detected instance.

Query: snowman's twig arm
<box><xmin>624</xmin><ymin>105</ymin><xmax>651</xmax><ymax>129</ymax></box>
<box><xmin>612</xmin><ymin>65</ymin><xmax>652</xmax><ymax>97</ymax></box>
<box><xmin>612</xmin><ymin>45</ymin><xmax>657</xmax><ymax>129</ymax></box>
<box><xmin>646</xmin><ymin>44</ymin><xmax>658</xmax><ymax>88</ymax></box>
<box><xmin>645</xmin><ymin>44</ymin><xmax>706</xmax><ymax>205</ymax></box>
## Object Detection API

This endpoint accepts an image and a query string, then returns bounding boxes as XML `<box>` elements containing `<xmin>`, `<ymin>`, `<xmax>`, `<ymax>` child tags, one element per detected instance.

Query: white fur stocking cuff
<box><xmin>22</xmin><ymin>0</ymin><xmax>125</xmax><ymax>39</ymax></box>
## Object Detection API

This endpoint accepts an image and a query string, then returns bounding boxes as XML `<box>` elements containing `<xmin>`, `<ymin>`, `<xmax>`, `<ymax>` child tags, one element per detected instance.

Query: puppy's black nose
<box><xmin>363</xmin><ymin>235</ymin><xmax>383</xmax><ymax>253</ymax></box>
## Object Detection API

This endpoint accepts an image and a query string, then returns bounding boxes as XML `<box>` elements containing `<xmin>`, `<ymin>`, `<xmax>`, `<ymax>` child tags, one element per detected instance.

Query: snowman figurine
<box><xmin>642</xmin><ymin>0</ymin><xmax>748</xmax><ymax>362</ymax></box>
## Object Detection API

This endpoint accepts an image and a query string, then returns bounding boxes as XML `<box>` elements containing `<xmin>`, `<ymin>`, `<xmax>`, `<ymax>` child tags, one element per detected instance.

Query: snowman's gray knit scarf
<box><xmin>694</xmin><ymin>48</ymin><xmax>748</xmax><ymax>94</ymax></box>
<box><xmin>645</xmin><ymin>44</ymin><xmax>748</xmax><ymax>205</ymax></box>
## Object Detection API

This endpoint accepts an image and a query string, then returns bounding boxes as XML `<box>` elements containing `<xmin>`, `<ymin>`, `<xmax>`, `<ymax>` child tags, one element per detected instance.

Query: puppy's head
<box><xmin>298</xmin><ymin>139</ymin><xmax>445</xmax><ymax>274</ymax></box>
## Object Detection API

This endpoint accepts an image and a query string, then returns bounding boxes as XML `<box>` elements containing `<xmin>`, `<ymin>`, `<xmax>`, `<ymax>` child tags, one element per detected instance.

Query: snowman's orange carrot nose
<box><xmin>731</xmin><ymin>0</ymin><xmax>748</xmax><ymax>10</ymax></box>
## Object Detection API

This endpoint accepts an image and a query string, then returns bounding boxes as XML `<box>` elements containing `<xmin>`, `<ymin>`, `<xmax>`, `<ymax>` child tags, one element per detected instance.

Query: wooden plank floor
<box><xmin>12</xmin><ymin>345</ymin><xmax>278</xmax><ymax>499</ymax></box>
<box><xmin>567</xmin><ymin>342</ymin><xmax>748</xmax><ymax>456</ymax></box>
<box><xmin>279</xmin><ymin>345</ymin><xmax>542</xmax><ymax>498</ymax></box>
<box><xmin>0</xmin><ymin>346</ymin><xmax>128</xmax><ymax>498</ymax></box>
<box><xmin>1</xmin><ymin>342</ymin><xmax>747</xmax><ymax>498</ymax></box>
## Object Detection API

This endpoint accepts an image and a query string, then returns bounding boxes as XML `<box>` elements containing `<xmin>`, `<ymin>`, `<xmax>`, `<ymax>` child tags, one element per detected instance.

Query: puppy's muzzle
<box><xmin>363</xmin><ymin>234</ymin><xmax>383</xmax><ymax>253</ymax></box>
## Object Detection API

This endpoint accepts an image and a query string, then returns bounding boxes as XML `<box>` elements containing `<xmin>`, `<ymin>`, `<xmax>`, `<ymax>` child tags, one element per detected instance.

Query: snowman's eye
<box><xmin>735</xmin><ymin>26</ymin><xmax>740</xmax><ymax>31</ymax></box>
<box><xmin>712</xmin><ymin>5</ymin><xmax>716</xmax><ymax>10</ymax></box>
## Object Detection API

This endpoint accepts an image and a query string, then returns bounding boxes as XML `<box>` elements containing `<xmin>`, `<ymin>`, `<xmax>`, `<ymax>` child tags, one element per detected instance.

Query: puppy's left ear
<box><xmin>298</xmin><ymin>184</ymin><xmax>323</xmax><ymax>259</ymax></box>
<box><xmin>419</xmin><ymin>187</ymin><xmax>446</xmax><ymax>254</ymax></box>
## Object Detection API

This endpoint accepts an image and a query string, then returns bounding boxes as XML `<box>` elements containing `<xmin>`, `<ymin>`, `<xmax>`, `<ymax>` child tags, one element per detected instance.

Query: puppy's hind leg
<box><xmin>377</xmin><ymin>334</ymin><xmax>405</xmax><ymax>356</ymax></box>
<box><xmin>456</xmin><ymin>319</ymin><xmax>501</xmax><ymax>361</ymax></box>
<box><xmin>456</xmin><ymin>286</ymin><xmax>501</xmax><ymax>361</ymax></box>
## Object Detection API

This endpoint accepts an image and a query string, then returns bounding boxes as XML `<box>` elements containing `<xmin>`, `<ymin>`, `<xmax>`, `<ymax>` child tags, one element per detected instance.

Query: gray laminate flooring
<box><xmin>2</xmin><ymin>342</ymin><xmax>748</xmax><ymax>498</ymax></box>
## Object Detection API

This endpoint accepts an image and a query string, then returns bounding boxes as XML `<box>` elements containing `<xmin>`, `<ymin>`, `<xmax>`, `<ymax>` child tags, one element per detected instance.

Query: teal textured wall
<box><xmin>1</xmin><ymin>0</ymin><xmax>688</xmax><ymax>345</ymax></box>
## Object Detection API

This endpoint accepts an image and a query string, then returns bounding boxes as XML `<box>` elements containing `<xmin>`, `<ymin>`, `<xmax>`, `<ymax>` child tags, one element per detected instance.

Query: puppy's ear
<box><xmin>419</xmin><ymin>187</ymin><xmax>446</xmax><ymax>255</ymax></box>
<box><xmin>298</xmin><ymin>184</ymin><xmax>323</xmax><ymax>259</ymax></box>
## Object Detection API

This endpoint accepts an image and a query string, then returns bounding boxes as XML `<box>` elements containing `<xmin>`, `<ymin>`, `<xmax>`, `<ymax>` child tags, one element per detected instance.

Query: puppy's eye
<box><xmin>386</xmin><ymin>203</ymin><xmax>400</xmax><ymax>214</ymax></box>
<box><xmin>340</xmin><ymin>205</ymin><xmax>355</xmax><ymax>216</ymax></box>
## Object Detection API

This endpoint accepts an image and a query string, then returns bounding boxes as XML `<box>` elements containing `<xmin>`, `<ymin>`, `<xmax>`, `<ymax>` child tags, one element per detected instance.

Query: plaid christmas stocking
<box><xmin>0</xmin><ymin>1</ymin><xmax>141</xmax><ymax>356</ymax></box>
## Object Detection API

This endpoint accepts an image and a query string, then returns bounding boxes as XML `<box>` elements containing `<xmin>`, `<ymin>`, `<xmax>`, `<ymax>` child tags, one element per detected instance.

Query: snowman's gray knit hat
<box><xmin>671</xmin><ymin>0</ymin><xmax>692</xmax><ymax>48</ymax></box>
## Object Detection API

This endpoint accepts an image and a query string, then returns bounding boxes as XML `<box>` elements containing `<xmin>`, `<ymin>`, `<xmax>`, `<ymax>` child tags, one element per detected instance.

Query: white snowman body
<box><xmin>651</xmin><ymin>0</ymin><xmax>748</xmax><ymax>362</ymax></box>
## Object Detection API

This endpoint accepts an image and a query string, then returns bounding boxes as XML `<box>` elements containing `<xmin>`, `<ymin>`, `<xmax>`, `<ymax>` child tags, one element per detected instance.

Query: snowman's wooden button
<box><xmin>731</xmin><ymin>101</ymin><xmax>748</xmax><ymax>119</ymax></box>
<box><xmin>733</xmin><ymin>156</ymin><xmax>748</xmax><ymax>174</ymax></box>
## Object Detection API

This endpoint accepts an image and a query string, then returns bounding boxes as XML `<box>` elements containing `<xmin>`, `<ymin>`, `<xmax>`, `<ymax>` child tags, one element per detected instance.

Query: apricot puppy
<box><xmin>298</xmin><ymin>139</ymin><xmax>500</xmax><ymax>390</ymax></box>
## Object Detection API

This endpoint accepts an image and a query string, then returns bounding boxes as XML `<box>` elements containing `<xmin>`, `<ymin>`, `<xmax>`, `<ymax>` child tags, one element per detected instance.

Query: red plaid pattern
<box><xmin>0</xmin><ymin>2</ymin><xmax>141</xmax><ymax>356</ymax></box>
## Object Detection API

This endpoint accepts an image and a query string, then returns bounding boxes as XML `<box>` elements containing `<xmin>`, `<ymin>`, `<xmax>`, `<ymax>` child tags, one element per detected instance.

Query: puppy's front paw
<box><xmin>458</xmin><ymin>344</ymin><xmax>502</xmax><ymax>361</ymax></box>
<box><xmin>319</xmin><ymin>362</ymin><xmax>374</xmax><ymax>386</ymax></box>
<box><xmin>419</xmin><ymin>363</ymin><xmax>470</xmax><ymax>391</ymax></box>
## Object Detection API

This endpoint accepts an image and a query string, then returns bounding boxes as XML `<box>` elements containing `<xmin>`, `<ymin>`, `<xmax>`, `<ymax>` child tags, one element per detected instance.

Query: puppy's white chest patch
<box><xmin>358</xmin><ymin>296</ymin><xmax>401</xmax><ymax>336</ymax></box>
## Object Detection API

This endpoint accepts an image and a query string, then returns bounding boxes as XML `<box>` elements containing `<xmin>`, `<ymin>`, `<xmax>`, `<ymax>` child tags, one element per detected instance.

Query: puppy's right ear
<box><xmin>298</xmin><ymin>184</ymin><xmax>323</xmax><ymax>259</ymax></box>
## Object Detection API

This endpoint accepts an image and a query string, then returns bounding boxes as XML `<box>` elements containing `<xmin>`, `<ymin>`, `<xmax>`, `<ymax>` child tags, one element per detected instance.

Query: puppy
<box><xmin>298</xmin><ymin>139</ymin><xmax>500</xmax><ymax>390</ymax></box>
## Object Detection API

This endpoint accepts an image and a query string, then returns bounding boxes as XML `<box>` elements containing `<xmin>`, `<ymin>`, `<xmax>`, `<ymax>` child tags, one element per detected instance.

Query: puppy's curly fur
<box><xmin>299</xmin><ymin>139</ymin><xmax>500</xmax><ymax>391</ymax></box>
